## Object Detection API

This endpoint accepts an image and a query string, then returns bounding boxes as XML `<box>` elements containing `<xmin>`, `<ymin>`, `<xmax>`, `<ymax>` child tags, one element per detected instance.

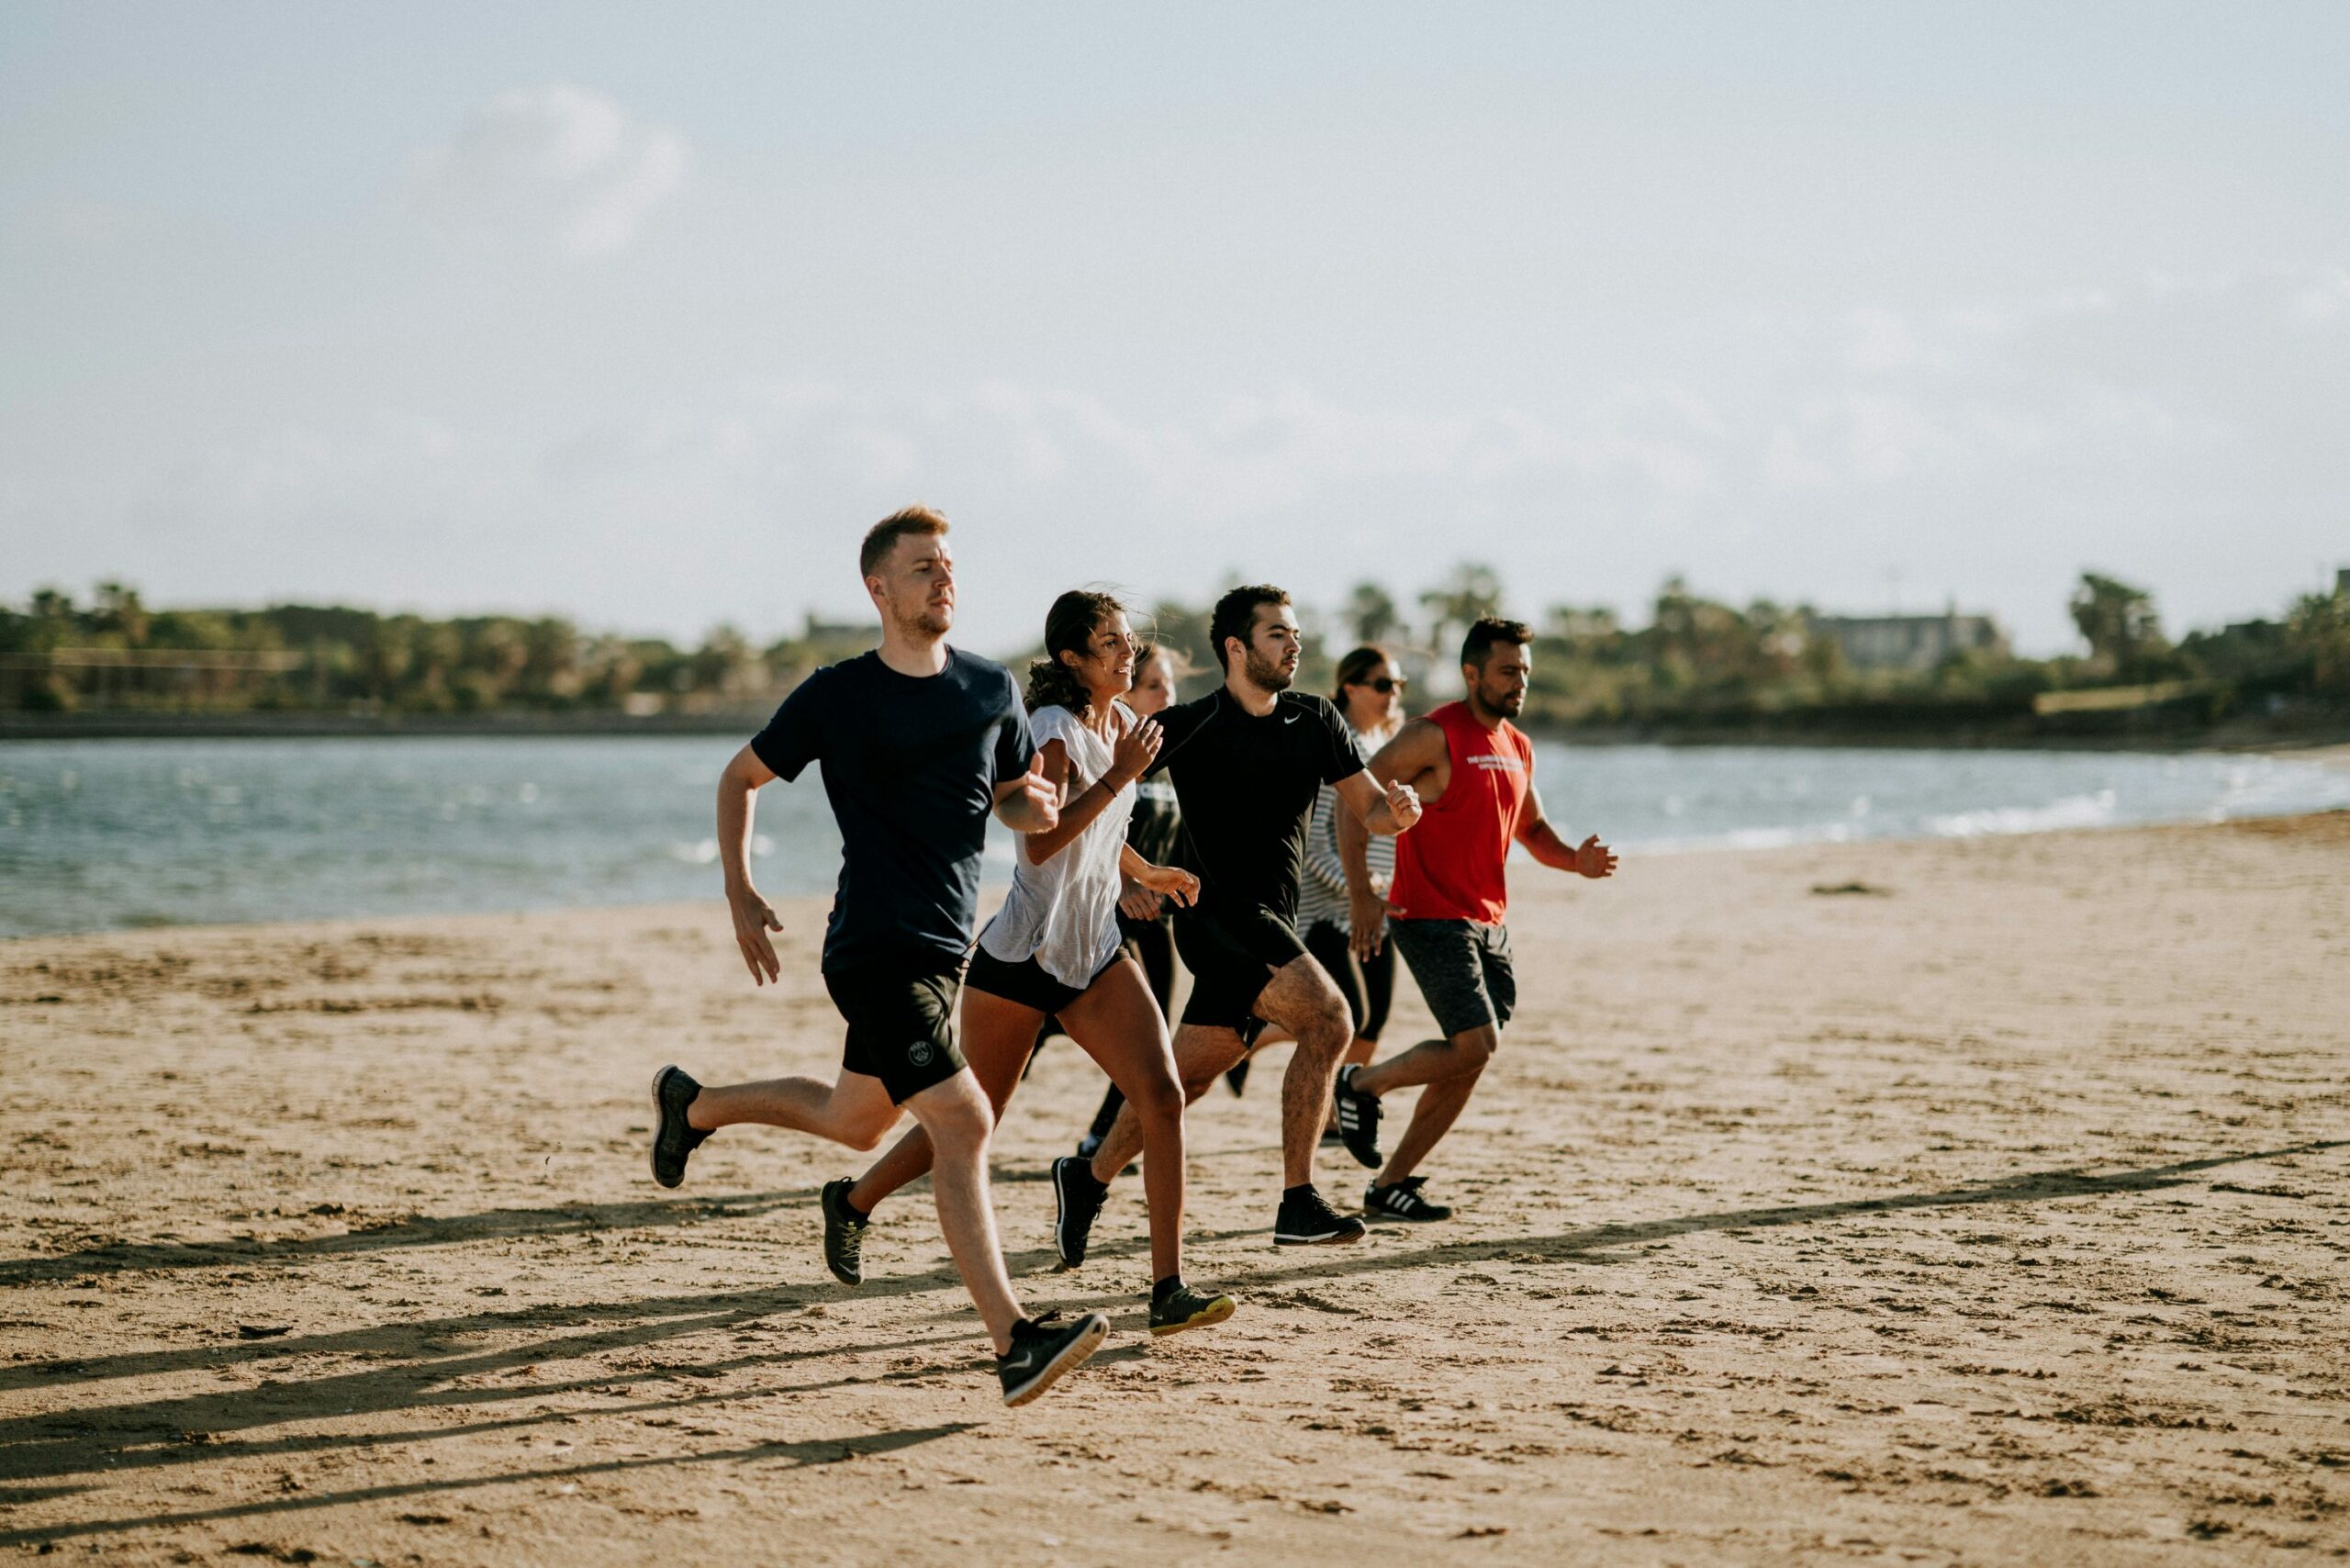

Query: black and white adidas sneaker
<box><xmin>1273</xmin><ymin>1184</ymin><xmax>1367</xmax><ymax>1246</ymax></box>
<box><xmin>1333</xmin><ymin>1064</ymin><xmax>1382</xmax><ymax>1170</ymax></box>
<box><xmin>1364</xmin><ymin>1176</ymin><xmax>1451</xmax><ymax>1223</ymax></box>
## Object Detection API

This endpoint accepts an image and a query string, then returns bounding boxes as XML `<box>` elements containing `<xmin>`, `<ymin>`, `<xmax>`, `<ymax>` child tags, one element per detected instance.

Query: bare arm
<box><xmin>1517</xmin><ymin>782</ymin><xmax>1617</xmax><ymax>879</ymax></box>
<box><xmin>992</xmin><ymin>751</ymin><xmax>1061</xmax><ymax>834</ymax></box>
<box><xmin>717</xmin><ymin>743</ymin><xmax>784</xmax><ymax>985</ymax></box>
<box><xmin>1020</xmin><ymin>716</ymin><xmax>1161</xmax><ymax>865</ymax></box>
<box><xmin>1118</xmin><ymin>841</ymin><xmax>1199</xmax><ymax>908</ymax></box>
<box><xmin>1335</xmin><ymin>768</ymin><xmax>1422</xmax><ymax>837</ymax></box>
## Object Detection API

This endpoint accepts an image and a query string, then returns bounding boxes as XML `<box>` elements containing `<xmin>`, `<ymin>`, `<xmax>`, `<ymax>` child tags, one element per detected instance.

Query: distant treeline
<box><xmin>4</xmin><ymin>569</ymin><xmax>2346</xmax><ymax>740</ymax></box>
<box><xmin>0</xmin><ymin>587</ymin><xmax>870</xmax><ymax>717</ymax></box>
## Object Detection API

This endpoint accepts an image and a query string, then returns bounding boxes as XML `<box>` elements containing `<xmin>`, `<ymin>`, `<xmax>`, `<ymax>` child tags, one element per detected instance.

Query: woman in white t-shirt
<box><xmin>826</xmin><ymin>591</ymin><xmax>1237</xmax><ymax>1338</ymax></box>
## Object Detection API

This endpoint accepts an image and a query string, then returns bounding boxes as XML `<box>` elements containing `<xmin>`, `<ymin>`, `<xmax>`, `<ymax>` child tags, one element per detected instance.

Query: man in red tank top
<box><xmin>1331</xmin><ymin>617</ymin><xmax>1617</xmax><ymax>1221</ymax></box>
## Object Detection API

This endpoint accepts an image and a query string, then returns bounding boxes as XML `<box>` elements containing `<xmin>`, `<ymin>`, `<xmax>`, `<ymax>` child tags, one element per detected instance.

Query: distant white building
<box><xmin>1807</xmin><ymin>609</ymin><xmax>2009</xmax><ymax>672</ymax></box>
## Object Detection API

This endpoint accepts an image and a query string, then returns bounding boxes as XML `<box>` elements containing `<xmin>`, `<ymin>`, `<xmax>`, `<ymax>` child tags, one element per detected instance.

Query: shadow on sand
<box><xmin>3</xmin><ymin>1138</ymin><xmax>2338</xmax><ymax>1548</ymax></box>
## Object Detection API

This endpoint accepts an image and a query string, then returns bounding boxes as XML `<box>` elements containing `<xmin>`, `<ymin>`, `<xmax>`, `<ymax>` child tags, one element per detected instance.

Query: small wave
<box><xmin>1925</xmin><ymin>790</ymin><xmax>2115</xmax><ymax>839</ymax></box>
<box><xmin>669</xmin><ymin>839</ymin><xmax>720</xmax><ymax>865</ymax></box>
<box><xmin>1617</xmin><ymin>821</ymin><xmax>1859</xmax><ymax>856</ymax></box>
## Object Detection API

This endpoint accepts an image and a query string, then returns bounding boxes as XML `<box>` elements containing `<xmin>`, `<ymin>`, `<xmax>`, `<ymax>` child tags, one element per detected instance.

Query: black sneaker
<box><xmin>1273</xmin><ymin>1185</ymin><xmax>1367</xmax><ymax>1246</ymax></box>
<box><xmin>997</xmin><ymin>1311</ymin><xmax>1110</xmax><ymax>1406</ymax></box>
<box><xmin>820</xmin><ymin>1178</ymin><xmax>867</xmax><ymax>1286</ymax></box>
<box><xmin>1148</xmin><ymin>1284</ymin><xmax>1237</xmax><ymax>1338</ymax></box>
<box><xmin>1051</xmin><ymin>1155</ymin><xmax>1110</xmax><ymax>1268</ymax></box>
<box><xmin>1333</xmin><ymin>1064</ymin><xmax>1382</xmax><ymax>1170</ymax></box>
<box><xmin>1223</xmin><ymin>1058</ymin><xmax>1251</xmax><ymax>1096</ymax></box>
<box><xmin>1364</xmin><ymin>1176</ymin><xmax>1451</xmax><ymax>1223</ymax></box>
<box><xmin>648</xmin><ymin>1065</ymin><xmax>710</xmax><ymax>1189</ymax></box>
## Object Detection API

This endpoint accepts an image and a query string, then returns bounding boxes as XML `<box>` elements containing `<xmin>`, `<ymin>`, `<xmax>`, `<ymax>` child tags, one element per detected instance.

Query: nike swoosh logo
<box><xmin>1283</xmin><ymin>714</ymin><xmax>1299</xmax><ymax>724</ymax></box>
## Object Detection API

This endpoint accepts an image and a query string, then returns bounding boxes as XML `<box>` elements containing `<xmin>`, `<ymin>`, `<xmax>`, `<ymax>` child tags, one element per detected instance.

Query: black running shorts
<box><xmin>966</xmin><ymin>943</ymin><xmax>1125</xmax><ymax>1016</ymax></box>
<box><xmin>1172</xmin><ymin>905</ymin><xmax>1309</xmax><ymax>1041</ymax></box>
<box><xmin>822</xmin><ymin>949</ymin><xmax>968</xmax><ymax>1104</ymax></box>
<box><xmin>1387</xmin><ymin>918</ymin><xmax>1515</xmax><ymax>1039</ymax></box>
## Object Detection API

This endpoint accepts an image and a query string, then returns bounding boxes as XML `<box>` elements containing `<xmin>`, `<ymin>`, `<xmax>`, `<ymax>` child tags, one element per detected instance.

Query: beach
<box><xmin>3</xmin><ymin>813</ymin><xmax>2345</xmax><ymax>1564</ymax></box>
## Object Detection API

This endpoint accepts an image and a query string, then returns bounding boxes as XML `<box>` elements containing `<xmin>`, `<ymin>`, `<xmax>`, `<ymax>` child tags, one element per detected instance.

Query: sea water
<box><xmin>0</xmin><ymin>737</ymin><xmax>2343</xmax><ymax>937</ymax></box>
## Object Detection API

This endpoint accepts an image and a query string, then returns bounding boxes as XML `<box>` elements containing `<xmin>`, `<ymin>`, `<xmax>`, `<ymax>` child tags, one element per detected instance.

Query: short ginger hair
<box><xmin>859</xmin><ymin>506</ymin><xmax>950</xmax><ymax>578</ymax></box>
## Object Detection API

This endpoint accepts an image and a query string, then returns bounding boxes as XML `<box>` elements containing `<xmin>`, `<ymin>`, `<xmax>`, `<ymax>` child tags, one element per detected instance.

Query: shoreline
<box><xmin>6</xmin><ymin>803</ymin><xmax>2345</xmax><ymax>945</ymax></box>
<box><xmin>6</xmin><ymin>708</ymin><xmax>2349</xmax><ymax>754</ymax></box>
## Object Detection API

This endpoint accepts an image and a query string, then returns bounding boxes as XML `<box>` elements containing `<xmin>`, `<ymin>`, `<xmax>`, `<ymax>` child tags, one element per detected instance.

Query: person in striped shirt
<box><xmin>1294</xmin><ymin>644</ymin><xmax>1411</xmax><ymax>1150</ymax></box>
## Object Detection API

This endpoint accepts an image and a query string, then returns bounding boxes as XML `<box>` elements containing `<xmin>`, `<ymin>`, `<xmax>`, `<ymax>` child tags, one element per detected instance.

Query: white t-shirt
<box><xmin>977</xmin><ymin>700</ymin><xmax>1136</xmax><ymax>988</ymax></box>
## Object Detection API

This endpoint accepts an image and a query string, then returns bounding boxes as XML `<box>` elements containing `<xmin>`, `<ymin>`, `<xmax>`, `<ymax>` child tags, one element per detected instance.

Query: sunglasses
<box><xmin>1359</xmin><ymin>676</ymin><xmax>1405</xmax><ymax>694</ymax></box>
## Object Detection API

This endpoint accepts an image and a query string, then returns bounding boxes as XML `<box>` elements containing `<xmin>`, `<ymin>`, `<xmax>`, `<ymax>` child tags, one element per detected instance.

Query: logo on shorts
<box><xmin>907</xmin><ymin>1041</ymin><xmax>934</xmax><ymax>1067</ymax></box>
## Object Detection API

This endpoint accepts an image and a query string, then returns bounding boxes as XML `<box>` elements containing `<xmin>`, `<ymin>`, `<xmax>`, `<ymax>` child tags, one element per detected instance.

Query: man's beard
<box><xmin>897</xmin><ymin>600</ymin><xmax>952</xmax><ymax>639</ymax></box>
<box><xmin>1243</xmin><ymin>648</ymin><xmax>1294</xmax><ymax>691</ymax></box>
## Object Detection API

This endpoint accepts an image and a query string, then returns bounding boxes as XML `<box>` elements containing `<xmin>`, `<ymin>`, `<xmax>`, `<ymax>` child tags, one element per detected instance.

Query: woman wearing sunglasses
<box><xmin>1294</xmin><ymin>644</ymin><xmax>1411</xmax><ymax>1145</ymax></box>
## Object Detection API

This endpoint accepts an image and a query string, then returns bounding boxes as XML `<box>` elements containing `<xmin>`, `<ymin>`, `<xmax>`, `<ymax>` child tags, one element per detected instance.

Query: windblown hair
<box><xmin>1331</xmin><ymin>644</ymin><xmax>1391</xmax><ymax>704</ymax></box>
<box><xmin>858</xmin><ymin>505</ymin><xmax>949</xmax><ymax>578</ymax></box>
<box><xmin>1208</xmin><ymin>584</ymin><xmax>1290</xmax><ymax>671</ymax></box>
<box><xmin>1460</xmin><ymin>615</ymin><xmax>1532</xmax><ymax>668</ymax></box>
<box><xmin>1025</xmin><ymin>589</ymin><xmax>1129</xmax><ymax>716</ymax></box>
<box><xmin>1139</xmin><ymin>641</ymin><xmax>1193</xmax><ymax>681</ymax></box>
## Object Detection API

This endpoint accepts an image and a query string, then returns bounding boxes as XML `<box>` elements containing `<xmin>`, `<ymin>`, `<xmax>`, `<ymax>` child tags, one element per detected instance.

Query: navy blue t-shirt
<box><xmin>750</xmin><ymin>648</ymin><xmax>1035</xmax><ymax>971</ymax></box>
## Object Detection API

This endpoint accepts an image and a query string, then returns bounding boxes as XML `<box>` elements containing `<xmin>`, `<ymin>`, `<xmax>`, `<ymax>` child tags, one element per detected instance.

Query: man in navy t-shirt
<box><xmin>643</xmin><ymin>507</ymin><xmax>1112</xmax><ymax>1408</ymax></box>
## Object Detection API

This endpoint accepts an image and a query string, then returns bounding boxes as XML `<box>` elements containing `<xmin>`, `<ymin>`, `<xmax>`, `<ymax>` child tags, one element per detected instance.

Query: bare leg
<box><xmin>904</xmin><ymin>1070</ymin><xmax>1024</xmax><ymax>1356</ymax></box>
<box><xmin>1058</xmin><ymin>957</ymin><xmax>1187</xmax><ymax>1282</ymax></box>
<box><xmin>688</xmin><ymin>1069</ymin><xmax>901</xmax><ymax>1151</ymax></box>
<box><xmin>1249</xmin><ymin>956</ymin><xmax>1354</xmax><ymax>1189</ymax></box>
<box><xmin>1088</xmin><ymin>1022</ymin><xmax>1248</xmax><ymax>1183</ymax></box>
<box><xmin>1350</xmin><ymin>1024</ymin><xmax>1500</xmax><ymax>1184</ymax></box>
<box><xmin>846</xmin><ymin>989</ymin><xmax>1041</xmax><ymax>1215</ymax></box>
<box><xmin>1088</xmin><ymin>952</ymin><xmax>1349</xmax><ymax>1192</ymax></box>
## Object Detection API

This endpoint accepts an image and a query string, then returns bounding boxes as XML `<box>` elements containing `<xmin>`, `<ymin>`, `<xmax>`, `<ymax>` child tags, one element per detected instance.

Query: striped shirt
<box><xmin>1296</xmin><ymin>720</ymin><xmax>1399</xmax><ymax>933</ymax></box>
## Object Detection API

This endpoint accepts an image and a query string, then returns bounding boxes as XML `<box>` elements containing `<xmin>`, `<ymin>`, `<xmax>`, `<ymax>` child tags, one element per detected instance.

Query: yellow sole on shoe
<box><xmin>1150</xmin><ymin>1294</ymin><xmax>1237</xmax><ymax>1337</ymax></box>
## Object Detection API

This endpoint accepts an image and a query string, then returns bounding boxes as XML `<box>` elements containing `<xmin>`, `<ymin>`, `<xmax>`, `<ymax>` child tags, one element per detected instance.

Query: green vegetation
<box><xmin>5</xmin><ymin>568</ymin><xmax>2344</xmax><ymax>742</ymax></box>
<box><xmin>1136</xmin><ymin>567</ymin><xmax>2349</xmax><ymax>741</ymax></box>
<box><xmin>0</xmin><ymin>584</ymin><xmax>873</xmax><ymax>716</ymax></box>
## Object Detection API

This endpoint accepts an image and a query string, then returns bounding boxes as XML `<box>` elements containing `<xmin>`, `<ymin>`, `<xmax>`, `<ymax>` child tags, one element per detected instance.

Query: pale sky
<box><xmin>2</xmin><ymin>2</ymin><xmax>2344</xmax><ymax>655</ymax></box>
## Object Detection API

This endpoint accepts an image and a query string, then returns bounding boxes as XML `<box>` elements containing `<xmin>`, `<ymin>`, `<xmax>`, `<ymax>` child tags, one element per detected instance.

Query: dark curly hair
<box><xmin>1208</xmin><ymin>584</ymin><xmax>1289</xmax><ymax>671</ymax></box>
<box><xmin>1460</xmin><ymin>615</ymin><xmax>1532</xmax><ymax>667</ymax></box>
<box><xmin>1025</xmin><ymin>590</ymin><xmax>1130</xmax><ymax>716</ymax></box>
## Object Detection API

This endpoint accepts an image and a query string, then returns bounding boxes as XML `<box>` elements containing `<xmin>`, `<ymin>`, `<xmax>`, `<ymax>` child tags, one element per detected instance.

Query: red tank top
<box><xmin>1388</xmin><ymin>700</ymin><xmax>1533</xmax><ymax>925</ymax></box>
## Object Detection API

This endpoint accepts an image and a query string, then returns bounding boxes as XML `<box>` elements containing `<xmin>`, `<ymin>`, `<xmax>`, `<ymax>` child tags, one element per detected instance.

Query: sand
<box><xmin>3</xmin><ymin>814</ymin><xmax>2346</xmax><ymax>1565</ymax></box>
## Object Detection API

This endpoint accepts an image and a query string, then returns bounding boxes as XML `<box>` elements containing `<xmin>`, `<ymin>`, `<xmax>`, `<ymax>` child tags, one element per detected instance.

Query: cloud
<box><xmin>408</xmin><ymin>84</ymin><xmax>687</xmax><ymax>255</ymax></box>
<box><xmin>40</xmin><ymin>263</ymin><xmax>2347</xmax><ymax>654</ymax></box>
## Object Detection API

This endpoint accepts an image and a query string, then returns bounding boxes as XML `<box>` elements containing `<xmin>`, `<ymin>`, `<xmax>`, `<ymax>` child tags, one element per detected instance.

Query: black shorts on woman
<box><xmin>967</xmin><ymin>942</ymin><xmax>1129</xmax><ymax>1017</ymax></box>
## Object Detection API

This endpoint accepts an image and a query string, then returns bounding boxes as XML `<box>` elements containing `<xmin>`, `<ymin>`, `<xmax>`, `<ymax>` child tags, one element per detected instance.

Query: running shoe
<box><xmin>1272</xmin><ymin>1184</ymin><xmax>1367</xmax><ymax>1246</ymax></box>
<box><xmin>1223</xmin><ymin>1058</ymin><xmax>1251</xmax><ymax>1096</ymax></box>
<box><xmin>1051</xmin><ymin>1155</ymin><xmax>1110</xmax><ymax>1268</ymax></box>
<box><xmin>648</xmin><ymin>1065</ymin><xmax>710</xmax><ymax>1189</ymax></box>
<box><xmin>997</xmin><ymin>1310</ymin><xmax>1110</xmax><ymax>1406</ymax></box>
<box><xmin>819</xmin><ymin>1177</ymin><xmax>867</xmax><ymax>1286</ymax></box>
<box><xmin>1364</xmin><ymin>1176</ymin><xmax>1451</xmax><ymax>1223</ymax></box>
<box><xmin>1148</xmin><ymin>1284</ymin><xmax>1238</xmax><ymax>1337</ymax></box>
<box><xmin>1332</xmin><ymin>1064</ymin><xmax>1382</xmax><ymax>1170</ymax></box>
